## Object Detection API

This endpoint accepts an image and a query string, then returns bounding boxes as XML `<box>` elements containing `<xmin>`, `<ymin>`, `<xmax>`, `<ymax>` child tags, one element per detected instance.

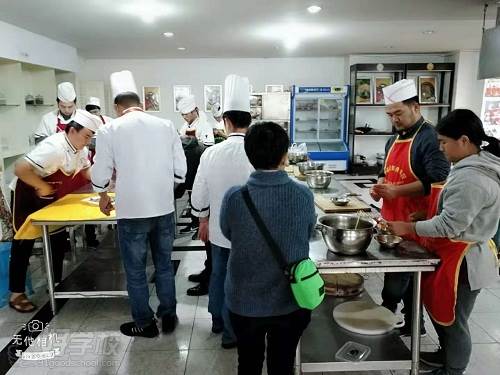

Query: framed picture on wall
<box><xmin>374</xmin><ymin>77</ymin><xmax>393</xmax><ymax>105</ymax></box>
<box><xmin>173</xmin><ymin>85</ymin><xmax>192</xmax><ymax>112</ymax></box>
<box><xmin>355</xmin><ymin>78</ymin><xmax>372</xmax><ymax>104</ymax></box>
<box><xmin>418</xmin><ymin>76</ymin><xmax>438</xmax><ymax>104</ymax></box>
<box><xmin>143</xmin><ymin>86</ymin><xmax>161</xmax><ymax>112</ymax></box>
<box><xmin>204</xmin><ymin>85</ymin><xmax>222</xmax><ymax>113</ymax></box>
<box><xmin>265</xmin><ymin>85</ymin><xmax>283</xmax><ymax>93</ymax></box>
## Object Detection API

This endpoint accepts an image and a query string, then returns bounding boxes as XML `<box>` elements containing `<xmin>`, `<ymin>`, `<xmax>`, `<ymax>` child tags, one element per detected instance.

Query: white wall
<box><xmin>447</xmin><ymin>50</ymin><xmax>484</xmax><ymax>116</ymax></box>
<box><xmin>78</xmin><ymin>57</ymin><xmax>346</xmax><ymax>129</ymax></box>
<box><xmin>0</xmin><ymin>21</ymin><xmax>79</xmax><ymax>72</ymax></box>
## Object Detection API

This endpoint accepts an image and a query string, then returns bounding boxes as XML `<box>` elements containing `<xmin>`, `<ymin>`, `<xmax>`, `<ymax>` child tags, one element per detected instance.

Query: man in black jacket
<box><xmin>175</xmin><ymin>136</ymin><xmax>212</xmax><ymax>296</ymax></box>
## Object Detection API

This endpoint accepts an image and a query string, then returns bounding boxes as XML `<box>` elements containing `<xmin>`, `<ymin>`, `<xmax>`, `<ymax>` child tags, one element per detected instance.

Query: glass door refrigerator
<box><xmin>290</xmin><ymin>85</ymin><xmax>350</xmax><ymax>171</ymax></box>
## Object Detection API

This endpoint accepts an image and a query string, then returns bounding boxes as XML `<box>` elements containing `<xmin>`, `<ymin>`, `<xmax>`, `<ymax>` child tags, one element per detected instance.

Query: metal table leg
<box><xmin>410</xmin><ymin>271</ymin><xmax>422</xmax><ymax>375</ymax></box>
<box><xmin>295</xmin><ymin>339</ymin><xmax>301</xmax><ymax>375</ymax></box>
<box><xmin>42</xmin><ymin>225</ymin><xmax>57</xmax><ymax>315</ymax></box>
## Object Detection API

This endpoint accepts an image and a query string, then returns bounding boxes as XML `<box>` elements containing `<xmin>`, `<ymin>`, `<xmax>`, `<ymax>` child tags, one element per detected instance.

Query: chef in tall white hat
<box><xmin>85</xmin><ymin>97</ymin><xmax>113</xmax><ymax>124</ymax></box>
<box><xmin>91</xmin><ymin>70</ymin><xmax>186</xmax><ymax>338</ymax></box>
<box><xmin>370</xmin><ymin>78</ymin><xmax>450</xmax><ymax>333</ymax></box>
<box><xmin>178</xmin><ymin>95</ymin><xmax>215</xmax><ymax>146</ymax></box>
<box><xmin>190</xmin><ymin>74</ymin><xmax>254</xmax><ymax>348</ymax></box>
<box><xmin>34</xmin><ymin>82</ymin><xmax>78</xmax><ymax>142</ymax></box>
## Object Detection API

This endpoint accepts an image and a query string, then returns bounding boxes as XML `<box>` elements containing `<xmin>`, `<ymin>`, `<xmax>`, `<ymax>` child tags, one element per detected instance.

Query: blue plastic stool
<box><xmin>0</xmin><ymin>242</ymin><xmax>34</xmax><ymax>308</ymax></box>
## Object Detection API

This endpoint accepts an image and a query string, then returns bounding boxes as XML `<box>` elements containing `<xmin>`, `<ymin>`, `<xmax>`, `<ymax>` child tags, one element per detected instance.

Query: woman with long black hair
<box><xmin>388</xmin><ymin>109</ymin><xmax>500</xmax><ymax>375</ymax></box>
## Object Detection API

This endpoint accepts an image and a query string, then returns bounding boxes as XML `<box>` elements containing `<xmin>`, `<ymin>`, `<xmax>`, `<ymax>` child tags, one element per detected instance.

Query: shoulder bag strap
<box><xmin>241</xmin><ymin>185</ymin><xmax>288</xmax><ymax>271</ymax></box>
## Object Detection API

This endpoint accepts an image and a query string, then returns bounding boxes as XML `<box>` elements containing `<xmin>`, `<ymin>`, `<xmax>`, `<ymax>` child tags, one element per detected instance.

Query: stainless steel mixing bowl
<box><xmin>297</xmin><ymin>161</ymin><xmax>325</xmax><ymax>175</ymax></box>
<box><xmin>317</xmin><ymin>214</ymin><xmax>376</xmax><ymax>255</ymax></box>
<box><xmin>304</xmin><ymin>170</ymin><xmax>333</xmax><ymax>189</ymax></box>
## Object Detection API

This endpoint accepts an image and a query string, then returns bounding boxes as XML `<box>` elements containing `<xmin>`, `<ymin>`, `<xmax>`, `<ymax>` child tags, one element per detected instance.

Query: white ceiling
<box><xmin>0</xmin><ymin>0</ymin><xmax>495</xmax><ymax>58</ymax></box>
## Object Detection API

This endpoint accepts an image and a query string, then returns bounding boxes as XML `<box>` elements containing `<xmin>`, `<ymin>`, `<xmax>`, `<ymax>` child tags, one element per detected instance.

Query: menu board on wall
<box><xmin>481</xmin><ymin>78</ymin><xmax>500</xmax><ymax>140</ymax></box>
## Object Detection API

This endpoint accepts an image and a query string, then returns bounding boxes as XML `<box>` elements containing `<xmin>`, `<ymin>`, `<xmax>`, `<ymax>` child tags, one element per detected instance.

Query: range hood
<box><xmin>478</xmin><ymin>6</ymin><xmax>500</xmax><ymax>79</ymax></box>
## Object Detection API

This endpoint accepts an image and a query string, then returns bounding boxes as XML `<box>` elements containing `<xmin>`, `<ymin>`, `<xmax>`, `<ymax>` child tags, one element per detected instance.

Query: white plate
<box><xmin>333</xmin><ymin>301</ymin><xmax>397</xmax><ymax>335</ymax></box>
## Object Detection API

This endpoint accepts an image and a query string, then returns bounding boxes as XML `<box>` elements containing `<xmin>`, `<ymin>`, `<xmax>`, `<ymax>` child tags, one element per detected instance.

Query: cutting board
<box><xmin>333</xmin><ymin>301</ymin><xmax>397</xmax><ymax>335</ymax></box>
<box><xmin>314</xmin><ymin>193</ymin><xmax>371</xmax><ymax>213</ymax></box>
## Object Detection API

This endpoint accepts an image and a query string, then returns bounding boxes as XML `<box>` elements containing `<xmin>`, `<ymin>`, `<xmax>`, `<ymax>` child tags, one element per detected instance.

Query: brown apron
<box><xmin>13</xmin><ymin>170</ymin><xmax>88</xmax><ymax>233</ymax></box>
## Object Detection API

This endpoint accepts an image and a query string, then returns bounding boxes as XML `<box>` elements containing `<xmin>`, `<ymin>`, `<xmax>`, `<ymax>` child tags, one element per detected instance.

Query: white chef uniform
<box><xmin>178</xmin><ymin>95</ymin><xmax>215</xmax><ymax>146</ymax></box>
<box><xmin>11</xmin><ymin>109</ymin><xmax>100</xmax><ymax>190</ymax></box>
<box><xmin>191</xmin><ymin>74</ymin><xmax>254</xmax><ymax>248</ymax></box>
<box><xmin>34</xmin><ymin>82</ymin><xmax>77</xmax><ymax>138</ymax></box>
<box><xmin>211</xmin><ymin>103</ymin><xmax>225</xmax><ymax>130</ymax></box>
<box><xmin>86</xmin><ymin>97</ymin><xmax>113</xmax><ymax>124</ymax></box>
<box><xmin>91</xmin><ymin>70</ymin><xmax>187</xmax><ymax>219</ymax></box>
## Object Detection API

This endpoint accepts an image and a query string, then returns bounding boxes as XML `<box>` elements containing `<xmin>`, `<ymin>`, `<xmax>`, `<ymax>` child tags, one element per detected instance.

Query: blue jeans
<box><xmin>208</xmin><ymin>244</ymin><xmax>236</xmax><ymax>343</ymax></box>
<box><xmin>118</xmin><ymin>213</ymin><xmax>176</xmax><ymax>328</ymax></box>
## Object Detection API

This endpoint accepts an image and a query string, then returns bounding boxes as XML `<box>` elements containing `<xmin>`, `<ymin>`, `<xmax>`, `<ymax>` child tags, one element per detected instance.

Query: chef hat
<box><xmin>383</xmin><ymin>79</ymin><xmax>418</xmax><ymax>105</ymax></box>
<box><xmin>224</xmin><ymin>74</ymin><xmax>250</xmax><ymax>113</ymax></box>
<box><xmin>110</xmin><ymin>70</ymin><xmax>138</xmax><ymax>100</ymax></box>
<box><xmin>211</xmin><ymin>102</ymin><xmax>223</xmax><ymax>117</ymax></box>
<box><xmin>178</xmin><ymin>95</ymin><xmax>197</xmax><ymax>114</ymax></box>
<box><xmin>86</xmin><ymin>96</ymin><xmax>101</xmax><ymax>108</ymax></box>
<box><xmin>57</xmin><ymin>82</ymin><xmax>76</xmax><ymax>102</ymax></box>
<box><xmin>73</xmin><ymin>109</ymin><xmax>101</xmax><ymax>133</ymax></box>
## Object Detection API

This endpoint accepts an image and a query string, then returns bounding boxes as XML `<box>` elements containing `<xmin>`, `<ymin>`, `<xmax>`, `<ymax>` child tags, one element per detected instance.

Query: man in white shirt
<box><xmin>191</xmin><ymin>74</ymin><xmax>254</xmax><ymax>349</ymax></box>
<box><xmin>92</xmin><ymin>70</ymin><xmax>187</xmax><ymax>338</ymax></box>
<box><xmin>178</xmin><ymin>95</ymin><xmax>215</xmax><ymax>146</ymax></box>
<box><xmin>9</xmin><ymin>109</ymin><xmax>100</xmax><ymax>313</ymax></box>
<box><xmin>34</xmin><ymin>82</ymin><xmax>77</xmax><ymax>143</ymax></box>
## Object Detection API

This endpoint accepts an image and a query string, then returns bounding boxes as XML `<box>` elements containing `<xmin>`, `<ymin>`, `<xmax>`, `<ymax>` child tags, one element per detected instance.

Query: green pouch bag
<box><xmin>288</xmin><ymin>258</ymin><xmax>325</xmax><ymax>310</ymax></box>
<box><xmin>242</xmin><ymin>186</ymin><xmax>325</xmax><ymax>310</ymax></box>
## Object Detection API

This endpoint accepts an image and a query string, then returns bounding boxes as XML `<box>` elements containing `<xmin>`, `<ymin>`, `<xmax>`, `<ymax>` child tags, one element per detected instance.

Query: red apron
<box><xmin>56</xmin><ymin>116</ymin><xmax>66</xmax><ymax>133</ymax></box>
<box><xmin>13</xmin><ymin>170</ymin><xmax>88</xmax><ymax>233</ymax></box>
<box><xmin>419</xmin><ymin>184</ymin><xmax>471</xmax><ymax>326</ymax></box>
<box><xmin>381</xmin><ymin>126</ymin><xmax>430</xmax><ymax>241</ymax></box>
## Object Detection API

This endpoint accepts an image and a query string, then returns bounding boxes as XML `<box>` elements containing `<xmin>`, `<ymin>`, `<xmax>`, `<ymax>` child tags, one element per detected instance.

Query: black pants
<box><xmin>84</xmin><ymin>224</ymin><xmax>97</xmax><ymax>242</ymax></box>
<box><xmin>9</xmin><ymin>231</ymin><xmax>68</xmax><ymax>293</ymax></box>
<box><xmin>199</xmin><ymin>241</ymin><xmax>212</xmax><ymax>284</ymax></box>
<box><xmin>230</xmin><ymin>309</ymin><xmax>311</xmax><ymax>375</ymax></box>
<box><xmin>381</xmin><ymin>272</ymin><xmax>424</xmax><ymax>326</ymax></box>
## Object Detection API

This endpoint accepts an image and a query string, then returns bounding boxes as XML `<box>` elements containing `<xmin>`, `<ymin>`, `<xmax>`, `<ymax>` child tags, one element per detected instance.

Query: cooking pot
<box><xmin>305</xmin><ymin>170</ymin><xmax>333</xmax><ymax>189</ymax></box>
<box><xmin>317</xmin><ymin>214</ymin><xmax>376</xmax><ymax>255</ymax></box>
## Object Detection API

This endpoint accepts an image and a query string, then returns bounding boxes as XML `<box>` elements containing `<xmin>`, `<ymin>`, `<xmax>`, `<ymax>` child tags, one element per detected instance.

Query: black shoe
<box><xmin>399</xmin><ymin>324</ymin><xmax>427</xmax><ymax>337</ymax></box>
<box><xmin>120</xmin><ymin>320</ymin><xmax>159</xmax><ymax>338</ymax></box>
<box><xmin>188</xmin><ymin>271</ymin><xmax>209</xmax><ymax>283</ymax></box>
<box><xmin>221</xmin><ymin>341</ymin><xmax>237</xmax><ymax>349</ymax></box>
<box><xmin>162</xmin><ymin>314</ymin><xmax>178</xmax><ymax>333</ymax></box>
<box><xmin>420</xmin><ymin>349</ymin><xmax>445</xmax><ymax>368</ymax></box>
<box><xmin>179</xmin><ymin>225</ymin><xmax>195</xmax><ymax>234</ymax></box>
<box><xmin>186</xmin><ymin>283</ymin><xmax>209</xmax><ymax>296</ymax></box>
<box><xmin>191</xmin><ymin>229</ymin><xmax>199</xmax><ymax>240</ymax></box>
<box><xmin>87</xmin><ymin>239</ymin><xmax>100</xmax><ymax>248</ymax></box>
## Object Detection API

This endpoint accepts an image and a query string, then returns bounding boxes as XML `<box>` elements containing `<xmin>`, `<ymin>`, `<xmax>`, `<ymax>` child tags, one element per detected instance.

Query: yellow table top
<box><xmin>14</xmin><ymin>193</ymin><xmax>116</xmax><ymax>240</ymax></box>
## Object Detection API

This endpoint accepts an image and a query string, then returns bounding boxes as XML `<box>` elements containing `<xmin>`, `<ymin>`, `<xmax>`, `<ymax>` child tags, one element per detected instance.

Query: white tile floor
<box><xmin>1</xmin><ymin>177</ymin><xmax>499</xmax><ymax>374</ymax></box>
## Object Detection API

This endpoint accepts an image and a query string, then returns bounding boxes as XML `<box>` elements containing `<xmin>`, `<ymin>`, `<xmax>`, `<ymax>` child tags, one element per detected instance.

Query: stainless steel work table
<box><xmin>296</xmin><ymin>220</ymin><xmax>439</xmax><ymax>375</ymax></box>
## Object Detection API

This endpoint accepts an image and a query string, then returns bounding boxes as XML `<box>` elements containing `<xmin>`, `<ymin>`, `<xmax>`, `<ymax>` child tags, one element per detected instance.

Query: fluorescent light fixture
<box><xmin>307</xmin><ymin>5</ymin><xmax>322</xmax><ymax>14</ymax></box>
<box><xmin>284</xmin><ymin>38</ymin><xmax>300</xmax><ymax>50</ymax></box>
<box><xmin>177</xmin><ymin>47</ymin><xmax>186</xmax><ymax>51</ymax></box>
<box><xmin>254</xmin><ymin>22</ymin><xmax>330</xmax><ymax>51</ymax></box>
<box><xmin>163</xmin><ymin>32</ymin><xmax>174</xmax><ymax>38</ymax></box>
<box><xmin>121</xmin><ymin>1</ymin><xmax>175</xmax><ymax>24</ymax></box>
<box><xmin>422</xmin><ymin>30</ymin><xmax>435</xmax><ymax>35</ymax></box>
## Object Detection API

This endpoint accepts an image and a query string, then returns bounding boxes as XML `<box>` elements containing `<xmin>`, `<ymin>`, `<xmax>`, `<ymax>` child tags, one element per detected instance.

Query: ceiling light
<box><xmin>284</xmin><ymin>38</ymin><xmax>300</xmax><ymax>51</ymax></box>
<box><xmin>422</xmin><ymin>30</ymin><xmax>435</xmax><ymax>35</ymax></box>
<box><xmin>163</xmin><ymin>32</ymin><xmax>174</xmax><ymax>38</ymax></box>
<box><xmin>121</xmin><ymin>1</ymin><xmax>175</xmax><ymax>24</ymax></box>
<box><xmin>177</xmin><ymin>47</ymin><xmax>186</xmax><ymax>51</ymax></box>
<box><xmin>307</xmin><ymin>5</ymin><xmax>322</xmax><ymax>14</ymax></box>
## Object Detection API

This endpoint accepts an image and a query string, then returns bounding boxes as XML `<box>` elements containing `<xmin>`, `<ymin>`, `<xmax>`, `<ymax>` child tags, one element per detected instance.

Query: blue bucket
<box><xmin>0</xmin><ymin>242</ymin><xmax>34</xmax><ymax>308</ymax></box>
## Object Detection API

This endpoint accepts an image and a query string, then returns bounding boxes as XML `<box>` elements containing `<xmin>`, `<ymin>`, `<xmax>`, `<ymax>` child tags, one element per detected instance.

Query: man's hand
<box><xmin>409</xmin><ymin>210</ymin><xmax>427</xmax><ymax>222</ymax></box>
<box><xmin>198</xmin><ymin>218</ymin><xmax>209</xmax><ymax>243</ymax></box>
<box><xmin>386</xmin><ymin>221</ymin><xmax>416</xmax><ymax>236</ymax></box>
<box><xmin>35</xmin><ymin>183</ymin><xmax>56</xmax><ymax>198</ymax></box>
<box><xmin>99</xmin><ymin>193</ymin><xmax>114</xmax><ymax>216</ymax></box>
<box><xmin>372</xmin><ymin>184</ymin><xmax>399</xmax><ymax>201</ymax></box>
<box><xmin>369</xmin><ymin>187</ymin><xmax>382</xmax><ymax>202</ymax></box>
